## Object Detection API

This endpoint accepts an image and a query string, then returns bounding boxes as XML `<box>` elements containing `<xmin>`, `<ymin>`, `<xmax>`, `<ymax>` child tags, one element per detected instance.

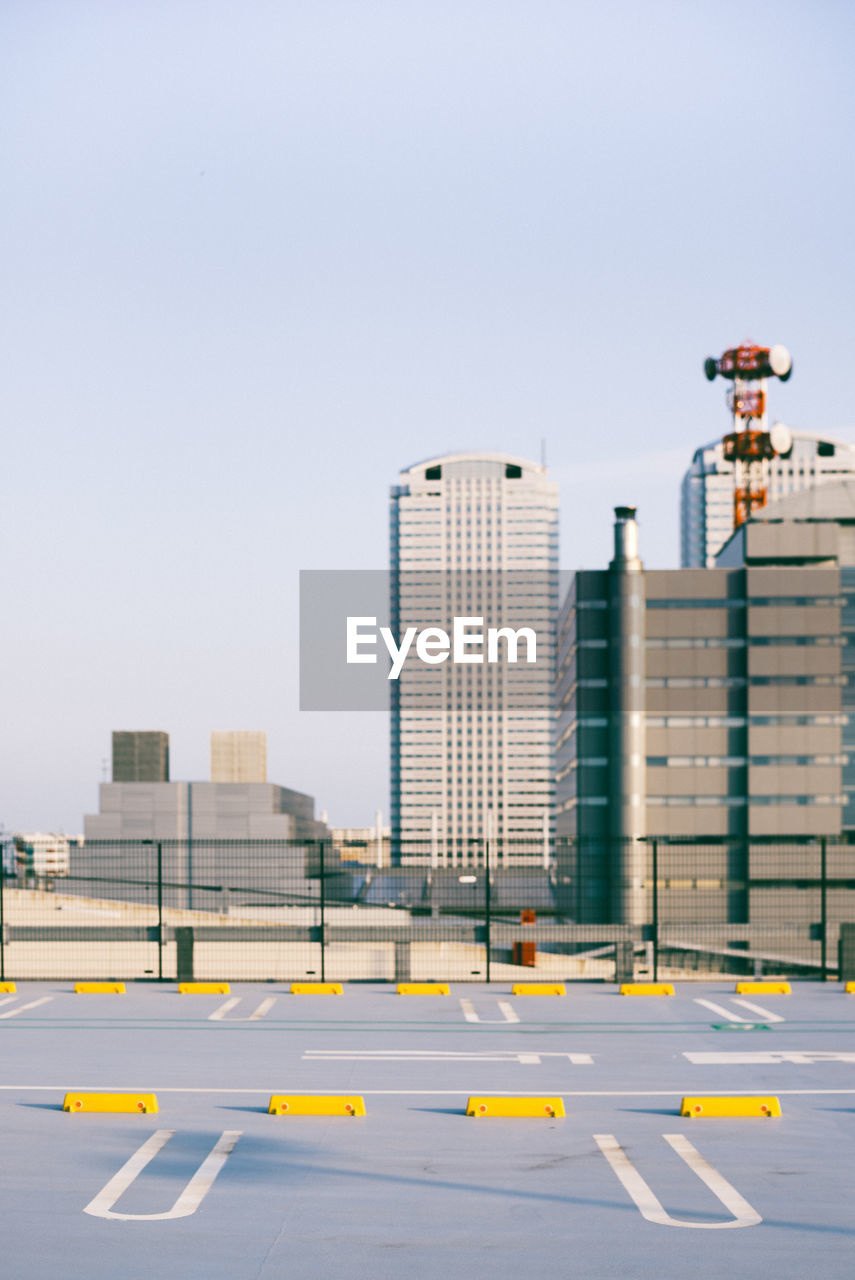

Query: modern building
<box><xmin>331</xmin><ymin>822</ymin><xmax>391</xmax><ymax>867</ymax></box>
<box><xmin>80</xmin><ymin>758</ymin><xmax>330</xmax><ymax>908</ymax></box>
<box><xmin>112</xmin><ymin>731</ymin><xmax>169</xmax><ymax>782</ymax></box>
<box><xmin>389</xmin><ymin>451</ymin><xmax>558</xmax><ymax>865</ymax></box>
<box><xmin>557</xmin><ymin>504</ymin><xmax>847</xmax><ymax>923</ymax></box>
<box><xmin>716</xmin><ymin>476</ymin><xmax>855</xmax><ymax>833</ymax></box>
<box><xmin>84</xmin><ymin>781</ymin><xmax>326</xmax><ymax>841</ymax></box>
<box><xmin>210</xmin><ymin>731</ymin><xmax>267</xmax><ymax>783</ymax></box>
<box><xmin>680</xmin><ymin>429</ymin><xmax>855</xmax><ymax>567</ymax></box>
<box><xmin>12</xmin><ymin>832</ymin><xmax>71</xmax><ymax>882</ymax></box>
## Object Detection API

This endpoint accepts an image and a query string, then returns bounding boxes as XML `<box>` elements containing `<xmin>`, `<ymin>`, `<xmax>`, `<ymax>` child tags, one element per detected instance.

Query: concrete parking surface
<box><xmin>1</xmin><ymin>981</ymin><xmax>853</xmax><ymax>1279</ymax></box>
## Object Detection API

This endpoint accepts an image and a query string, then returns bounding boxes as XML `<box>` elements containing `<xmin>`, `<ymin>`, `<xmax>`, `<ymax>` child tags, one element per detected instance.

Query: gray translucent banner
<box><xmin>300</xmin><ymin>569</ymin><xmax>563</xmax><ymax>711</ymax></box>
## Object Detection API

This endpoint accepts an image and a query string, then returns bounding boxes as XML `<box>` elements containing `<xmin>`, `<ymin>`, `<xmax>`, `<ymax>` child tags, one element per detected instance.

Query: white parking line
<box><xmin>693</xmin><ymin>998</ymin><xmax>751</xmax><ymax>1022</ymax></box>
<box><xmin>0</xmin><ymin>997</ymin><xmax>54</xmax><ymax>1019</ymax></box>
<box><xmin>732</xmin><ymin>998</ymin><xmax>784</xmax><ymax>1023</ymax></box>
<box><xmin>458</xmin><ymin>998</ymin><xmax>520</xmax><ymax>1024</ymax></box>
<box><xmin>303</xmin><ymin>1049</ymin><xmax>593</xmax><ymax>1065</ymax></box>
<box><xmin>248</xmin><ymin>998</ymin><xmax>277</xmax><ymax>1020</ymax></box>
<box><xmin>207</xmin><ymin>997</ymin><xmax>277</xmax><ymax>1022</ymax></box>
<box><xmin>459</xmin><ymin>998</ymin><xmax>479</xmax><ymax>1022</ymax></box>
<box><xmin>685</xmin><ymin>1050</ymin><xmax>855</xmax><ymax>1065</ymax></box>
<box><xmin>209</xmin><ymin>998</ymin><xmax>241</xmax><ymax>1021</ymax></box>
<box><xmin>594</xmin><ymin>1133</ymin><xmax>761</xmax><ymax>1229</ymax></box>
<box><xmin>0</xmin><ymin>996</ymin><xmax>18</xmax><ymax>1009</ymax></box>
<box><xmin>83</xmin><ymin>1130</ymin><xmax>241</xmax><ymax>1221</ymax></box>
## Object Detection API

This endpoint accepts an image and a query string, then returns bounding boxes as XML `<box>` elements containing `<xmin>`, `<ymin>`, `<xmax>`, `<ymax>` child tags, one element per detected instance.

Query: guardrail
<box><xmin>0</xmin><ymin>836</ymin><xmax>851</xmax><ymax>982</ymax></box>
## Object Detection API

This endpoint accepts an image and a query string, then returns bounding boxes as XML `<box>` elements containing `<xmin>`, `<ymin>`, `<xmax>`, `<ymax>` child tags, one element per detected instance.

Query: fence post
<box><xmin>175</xmin><ymin>927</ymin><xmax>194</xmax><ymax>981</ymax></box>
<box><xmin>186</xmin><ymin>782</ymin><xmax>193</xmax><ymax>911</ymax></box>
<box><xmin>319</xmin><ymin>839</ymin><xmax>326</xmax><ymax>983</ymax></box>
<box><xmin>157</xmin><ymin>841</ymin><xmax>164</xmax><ymax>982</ymax></box>
<box><xmin>652</xmin><ymin>838</ymin><xmax>659</xmax><ymax>984</ymax></box>
<box><xmin>485</xmin><ymin>842</ymin><xmax>492</xmax><ymax>984</ymax></box>
<box><xmin>821</xmin><ymin>835</ymin><xmax>828</xmax><ymax>982</ymax></box>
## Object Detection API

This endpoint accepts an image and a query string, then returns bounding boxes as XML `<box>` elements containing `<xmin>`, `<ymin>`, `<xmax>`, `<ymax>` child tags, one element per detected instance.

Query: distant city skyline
<box><xmin>2</xmin><ymin>2</ymin><xmax>854</xmax><ymax>834</ymax></box>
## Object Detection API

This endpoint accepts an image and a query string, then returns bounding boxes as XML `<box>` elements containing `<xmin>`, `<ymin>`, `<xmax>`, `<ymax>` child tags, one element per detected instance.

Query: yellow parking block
<box><xmin>845</xmin><ymin>982</ymin><xmax>855</xmax><ymax>995</ymax></box>
<box><xmin>681</xmin><ymin>1095</ymin><xmax>781</xmax><ymax>1118</ymax></box>
<box><xmin>178</xmin><ymin>982</ymin><xmax>231</xmax><ymax>995</ymax></box>
<box><xmin>290</xmin><ymin>982</ymin><xmax>343</xmax><ymax>995</ymax></box>
<box><xmin>511</xmin><ymin>983</ymin><xmax>566</xmax><ymax>996</ymax></box>
<box><xmin>268</xmin><ymin>1095</ymin><xmax>365</xmax><ymax>1116</ymax></box>
<box><xmin>397</xmin><ymin>983</ymin><xmax>450</xmax><ymax>995</ymax></box>
<box><xmin>467</xmin><ymin>1096</ymin><xmax>565</xmax><ymax>1118</ymax></box>
<box><xmin>620</xmin><ymin>983</ymin><xmax>675</xmax><ymax>996</ymax></box>
<box><xmin>734</xmin><ymin>981</ymin><xmax>790</xmax><ymax>995</ymax></box>
<box><xmin>74</xmin><ymin>982</ymin><xmax>125</xmax><ymax>994</ymax></box>
<box><xmin>0</xmin><ymin>982</ymin><xmax>16</xmax><ymax>993</ymax></box>
<box><xmin>64</xmin><ymin>1092</ymin><xmax>159</xmax><ymax>1114</ymax></box>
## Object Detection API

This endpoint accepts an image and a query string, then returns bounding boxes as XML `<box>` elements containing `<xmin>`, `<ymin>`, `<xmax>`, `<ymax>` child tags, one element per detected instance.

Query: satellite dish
<box><xmin>769</xmin><ymin>422</ymin><xmax>793</xmax><ymax>456</ymax></box>
<box><xmin>768</xmin><ymin>345</ymin><xmax>792</xmax><ymax>378</ymax></box>
<box><xmin>703</xmin><ymin>357</ymin><xmax>718</xmax><ymax>381</ymax></box>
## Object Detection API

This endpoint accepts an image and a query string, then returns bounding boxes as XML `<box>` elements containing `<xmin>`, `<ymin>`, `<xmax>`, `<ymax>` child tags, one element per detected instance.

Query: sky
<box><xmin>2</xmin><ymin>0</ymin><xmax>854</xmax><ymax>835</ymax></box>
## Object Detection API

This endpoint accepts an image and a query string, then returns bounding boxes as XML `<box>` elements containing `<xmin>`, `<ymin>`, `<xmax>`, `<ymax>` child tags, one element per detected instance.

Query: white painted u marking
<box><xmin>0</xmin><ymin>997</ymin><xmax>53</xmax><ymax>1019</ymax></box>
<box><xmin>209</xmin><ymin>997</ymin><xmax>276</xmax><ymax>1021</ymax></box>
<box><xmin>459</xmin><ymin>998</ymin><xmax>520</xmax><ymax>1024</ymax></box>
<box><xmin>83</xmin><ymin>1129</ymin><xmax>241</xmax><ymax>1220</ymax></box>
<box><xmin>594</xmin><ymin>1133</ymin><xmax>761</xmax><ymax>1229</ymax></box>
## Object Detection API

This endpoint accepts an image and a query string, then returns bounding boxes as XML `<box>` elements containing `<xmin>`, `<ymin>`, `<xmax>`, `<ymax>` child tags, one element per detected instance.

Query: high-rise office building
<box><xmin>680</xmin><ymin>429</ymin><xmax>855</xmax><ymax>567</ymax></box>
<box><xmin>389</xmin><ymin>452</ymin><xmax>558</xmax><ymax>865</ymax></box>
<box><xmin>557</xmin><ymin>503</ymin><xmax>847</xmax><ymax>922</ymax></box>
<box><xmin>112</xmin><ymin>731</ymin><xmax>169</xmax><ymax>783</ymax></box>
<box><xmin>210</xmin><ymin>731</ymin><xmax>267</xmax><ymax>783</ymax></box>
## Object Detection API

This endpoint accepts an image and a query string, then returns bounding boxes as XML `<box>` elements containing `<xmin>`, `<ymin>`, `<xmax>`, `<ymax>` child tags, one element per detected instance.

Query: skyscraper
<box><xmin>680</xmin><ymin>429</ymin><xmax>855</xmax><ymax>567</ymax></box>
<box><xmin>389</xmin><ymin>452</ymin><xmax>558</xmax><ymax>866</ymax></box>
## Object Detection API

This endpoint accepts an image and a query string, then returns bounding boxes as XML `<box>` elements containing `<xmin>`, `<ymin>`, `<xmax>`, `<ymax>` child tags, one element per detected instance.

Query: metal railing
<box><xmin>1</xmin><ymin>835</ymin><xmax>853</xmax><ymax>982</ymax></box>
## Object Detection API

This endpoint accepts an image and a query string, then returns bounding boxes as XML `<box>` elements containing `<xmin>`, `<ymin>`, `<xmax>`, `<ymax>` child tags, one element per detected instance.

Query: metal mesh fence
<box><xmin>1</xmin><ymin>835</ymin><xmax>853</xmax><ymax>982</ymax></box>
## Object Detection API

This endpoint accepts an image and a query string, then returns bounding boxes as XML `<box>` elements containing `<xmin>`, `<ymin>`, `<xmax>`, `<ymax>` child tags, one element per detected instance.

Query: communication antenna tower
<box><xmin>703</xmin><ymin>342</ymin><xmax>793</xmax><ymax>527</ymax></box>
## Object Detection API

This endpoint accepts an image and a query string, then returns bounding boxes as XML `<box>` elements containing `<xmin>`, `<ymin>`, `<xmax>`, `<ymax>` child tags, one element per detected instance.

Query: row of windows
<box><xmin>644</xmin><ymin>636</ymin><xmax>842</xmax><ymax>649</ymax></box>
<box><xmin>646</xmin><ymin>755</ymin><xmax>846</xmax><ymax>768</ymax></box>
<box><xmin>646</xmin><ymin>795</ymin><xmax>844</xmax><ymax>807</ymax></box>
<box><xmin>647</xmin><ymin>597</ymin><xmax>843</xmax><ymax>609</ymax></box>
<box><xmin>568</xmin><ymin>712</ymin><xmax>849</xmax><ymax>730</ymax></box>
<box><xmin>569</xmin><ymin>793</ymin><xmax>846</xmax><ymax>808</ymax></box>
<box><xmin>645</xmin><ymin>677</ymin><xmax>746</xmax><ymax>689</ymax></box>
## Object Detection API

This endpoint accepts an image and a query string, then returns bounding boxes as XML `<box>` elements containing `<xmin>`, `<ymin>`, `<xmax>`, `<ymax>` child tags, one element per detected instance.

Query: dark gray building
<box><xmin>112</xmin><ymin>731</ymin><xmax>170</xmax><ymax>783</ymax></box>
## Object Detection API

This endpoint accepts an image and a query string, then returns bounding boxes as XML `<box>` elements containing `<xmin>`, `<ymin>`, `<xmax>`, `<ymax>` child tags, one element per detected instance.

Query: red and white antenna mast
<box><xmin>704</xmin><ymin>342</ymin><xmax>793</xmax><ymax>527</ymax></box>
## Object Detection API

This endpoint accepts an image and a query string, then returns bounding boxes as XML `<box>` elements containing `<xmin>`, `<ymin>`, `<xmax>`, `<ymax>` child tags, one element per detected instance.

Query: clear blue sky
<box><xmin>2</xmin><ymin>0</ymin><xmax>854</xmax><ymax>834</ymax></box>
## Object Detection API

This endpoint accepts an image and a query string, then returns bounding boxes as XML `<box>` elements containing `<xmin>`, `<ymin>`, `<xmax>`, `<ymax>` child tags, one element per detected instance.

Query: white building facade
<box><xmin>389</xmin><ymin>452</ymin><xmax>558</xmax><ymax>866</ymax></box>
<box><xmin>680</xmin><ymin>430</ymin><xmax>855</xmax><ymax>567</ymax></box>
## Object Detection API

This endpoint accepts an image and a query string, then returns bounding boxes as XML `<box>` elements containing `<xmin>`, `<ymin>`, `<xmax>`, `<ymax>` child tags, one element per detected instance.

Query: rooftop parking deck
<box><xmin>2</xmin><ymin>981</ymin><xmax>854</xmax><ymax>1278</ymax></box>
